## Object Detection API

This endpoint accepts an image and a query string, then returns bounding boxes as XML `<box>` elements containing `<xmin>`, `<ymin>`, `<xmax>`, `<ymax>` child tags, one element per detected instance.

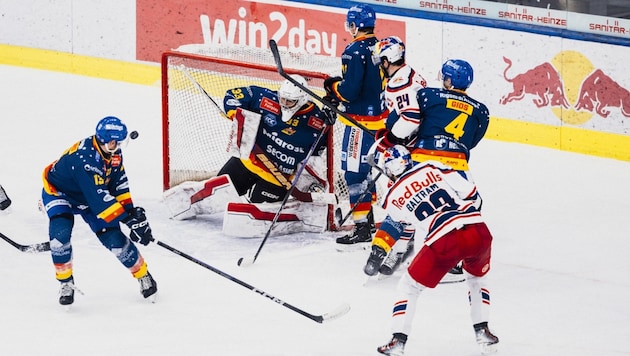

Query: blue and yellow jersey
<box><xmin>327</xmin><ymin>34</ymin><xmax>386</xmax><ymax>130</ymax></box>
<box><xmin>42</xmin><ymin>136</ymin><xmax>133</xmax><ymax>223</ymax></box>
<box><xmin>416</xmin><ymin>87</ymin><xmax>490</xmax><ymax>151</ymax></box>
<box><xmin>224</xmin><ymin>85</ymin><xmax>329</xmax><ymax>186</ymax></box>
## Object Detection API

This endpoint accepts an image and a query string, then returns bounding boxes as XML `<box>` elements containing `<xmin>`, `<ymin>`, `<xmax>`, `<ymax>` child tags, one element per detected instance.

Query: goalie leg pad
<box><xmin>222</xmin><ymin>201</ymin><xmax>328</xmax><ymax>238</ymax></box>
<box><xmin>163</xmin><ymin>175</ymin><xmax>240</xmax><ymax>220</ymax></box>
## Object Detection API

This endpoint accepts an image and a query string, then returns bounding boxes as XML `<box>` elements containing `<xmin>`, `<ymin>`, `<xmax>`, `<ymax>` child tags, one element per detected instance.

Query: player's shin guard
<box><xmin>466</xmin><ymin>271</ymin><xmax>491</xmax><ymax>326</ymax></box>
<box><xmin>390</xmin><ymin>272</ymin><xmax>426</xmax><ymax>336</ymax></box>
<box><xmin>222</xmin><ymin>201</ymin><xmax>328</xmax><ymax>238</ymax></box>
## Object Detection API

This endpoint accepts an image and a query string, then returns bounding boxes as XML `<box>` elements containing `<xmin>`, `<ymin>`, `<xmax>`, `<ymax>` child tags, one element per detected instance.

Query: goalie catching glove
<box><xmin>123</xmin><ymin>207</ymin><xmax>153</xmax><ymax>245</ymax></box>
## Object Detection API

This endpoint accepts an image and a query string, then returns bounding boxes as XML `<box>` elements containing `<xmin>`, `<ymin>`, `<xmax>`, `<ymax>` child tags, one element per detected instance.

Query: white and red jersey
<box><xmin>385</xmin><ymin>64</ymin><xmax>427</xmax><ymax>140</ymax></box>
<box><xmin>381</xmin><ymin>160</ymin><xmax>483</xmax><ymax>246</ymax></box>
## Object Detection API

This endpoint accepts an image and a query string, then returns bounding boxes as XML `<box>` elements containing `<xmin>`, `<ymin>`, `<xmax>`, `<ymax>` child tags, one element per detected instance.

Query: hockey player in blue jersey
<box><xmin>41</xmin><ymin>116</ymin><xmax>157</xmax><ymax>306</ymax></box>
<box><xmin>375</xmin><ymin>59</ymin><xmax>489</xmax><ymax>169</ymax></box>
<box><xmin>324</xmin><ymin>3</ymin><xmax>387</xmax><ymax>250</ymax></box>
<box><xmin>163</xmin><ymin>75</ymin><xmax>337</xmax><ymax>236</ymax></box>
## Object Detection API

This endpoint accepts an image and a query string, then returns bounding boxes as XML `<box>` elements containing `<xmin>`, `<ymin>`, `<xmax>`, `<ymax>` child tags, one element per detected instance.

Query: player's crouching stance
<box><xmin>42</xmin><ymin>116</ymin><xmax>157</xmax><ymax>307</ymax></box>
<box><xmin>373</xmin><ymin>146</ymin><xmax>499</xmax><ymax>355</ymax></box>
<box><xmin>163</xmin><ymin>75</ymin><xmax>337</xmax><ymax>237</ymax></box>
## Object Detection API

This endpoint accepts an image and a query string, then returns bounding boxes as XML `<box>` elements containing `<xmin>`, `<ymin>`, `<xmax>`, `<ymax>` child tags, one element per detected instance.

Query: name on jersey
<box><xmin>261</xmin><ymin>128</ymin><xmax>305</xmax><ymax>153</ymax></box>
<box><xmin>260</xmin><ymin>97</ymin><xmax>281</xmax><ymax>115</ymax></box>
<box><xmin>446</xmin><ymin>99</ymin><xmax>473</xmax><ymax>115</ymax></box>
<box><xmin>390</xmin><ymin>171</ymin><xmax>442</xmax><ymax>210</ymax></box>
<box><xmin>439</xmin><ymin>92</ymin><xmax>480</xmax><ymax>109</ymax></box>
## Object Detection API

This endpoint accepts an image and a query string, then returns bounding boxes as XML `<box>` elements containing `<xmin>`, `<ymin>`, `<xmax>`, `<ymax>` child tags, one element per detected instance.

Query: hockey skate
<box><xmin>363</xmin><ymin>245</ymin><xmax>387</xmax><ymax>276</ymax></box>
<box><xmin>138</xmin><ymin>272</ymin><xmax>158</xmax><ymax>302</ymax></box>
<box><xmin>0</xmin><ymin>184</ymin><xmax>11</xmax><ymax>210</ymax></box>
<box><xmin>474</xmin><ymin>322</ymin><xmax>499</xmax><ymax>355</ymax></box>
<box><xmin>379</xmin><ymin>239</ymin><xmax>415</xmax><ymax>276</ymax></box>
<box><xmin>377</xmin><ymin>333</ymin><xmax>407</xmax><ymax>356</ymax></box>
<box><xmin>58</xmin><ymin>278</ymin><xmax>83</xmax><ymax>309</ymax></box>
<box><xmin>335</xmin><ymin>222</ymin><xmax>372</xmax><ymax>252</ymax></box>
<box><xmin>439</xmin><ymin>262</ymin><xmax>466</xmax><ymax>284</ymax></box>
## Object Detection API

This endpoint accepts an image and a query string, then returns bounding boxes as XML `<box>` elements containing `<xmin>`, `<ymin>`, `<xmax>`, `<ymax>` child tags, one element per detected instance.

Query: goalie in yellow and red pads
<box><xmin>163</xmin><ymin>75</ymin><xmax>337</xmax><ymax>237</ymax></box>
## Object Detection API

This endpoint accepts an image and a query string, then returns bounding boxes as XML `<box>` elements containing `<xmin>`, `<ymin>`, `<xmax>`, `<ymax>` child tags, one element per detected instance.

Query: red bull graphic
<box><xmin>500</xmin><ymin>51</ymin><xmax>630</xmax><ymax>123</ymax></box>
<box><xmin>500</xmin><ymin>56</ymin><xmax>569</xmax><ymax>108</ymax></box>
<box><xmin>574</xmin><ymin>69</ymin><xmax>630</xmax><ymax>118</ymax></box>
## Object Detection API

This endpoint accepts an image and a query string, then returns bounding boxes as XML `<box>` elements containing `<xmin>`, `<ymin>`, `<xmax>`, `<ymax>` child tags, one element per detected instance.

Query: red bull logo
<box><xmin>500</xmin><ymin>56</ymin><xmax>570</xmax><ymax>108</ymax></box>
<box><xmin>500</xmin><ymin>51</ymin><xmax>630</xmax><ymax>124</ymax></box>
<box><xmin>574</xmin><ymin>69</ymin><xmax>630</xmax><ymax>118</ymax></box>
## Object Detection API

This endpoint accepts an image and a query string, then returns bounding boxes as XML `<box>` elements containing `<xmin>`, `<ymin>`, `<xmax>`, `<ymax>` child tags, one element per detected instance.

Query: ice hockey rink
<box><xmin>1</xmin><ymin>64</ymin><xmax>629</xmax><ymax>356</ymax></box>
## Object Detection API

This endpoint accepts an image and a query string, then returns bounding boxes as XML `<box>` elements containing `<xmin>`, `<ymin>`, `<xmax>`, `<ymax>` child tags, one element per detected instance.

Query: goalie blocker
<box><xmin>163</xmin><ymin>109</ymin><xmax>336</xmax><ymax>237</ymax></box>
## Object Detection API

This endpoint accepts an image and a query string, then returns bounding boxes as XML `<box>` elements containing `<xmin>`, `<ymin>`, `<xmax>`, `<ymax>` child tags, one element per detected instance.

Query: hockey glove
<box><xmin>374</xmin><ymin>129</ymin><xmax>396</xmax><ymax>152</ymax></box>
<box><xmin>123</xmin><ymin>207</ymin><xmax>153</xmax><ymax>245</ymax></box>
<box><xmin>323</xmin><ymin>76</ymin><xmax>342</xmax><ymax>96</ymax></box>
<box><xmin>322</xmin><ymin>106</ymin><xmax>337</xmax><ymax>126</ymax></box>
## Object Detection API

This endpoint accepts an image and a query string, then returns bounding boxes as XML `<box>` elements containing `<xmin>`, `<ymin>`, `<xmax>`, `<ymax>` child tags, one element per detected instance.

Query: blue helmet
<box><xmin>95</xmin><ymin>116</ymin><xmax>128</xmax><ymax>144</ymax></box>
<box><xmin>441</xmin><ymin>59</ymin><xmax>474</xmax><ymax>90</ymax></box>
<box><xmin>346</xmin><ymin>4</ymin><xmax>376</xmax><ymax>29</ymax></box>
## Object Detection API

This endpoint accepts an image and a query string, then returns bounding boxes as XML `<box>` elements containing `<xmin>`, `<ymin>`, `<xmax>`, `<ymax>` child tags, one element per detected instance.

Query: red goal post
<box><xmin>161</xmin><ymin>47</ymin><xmax>351</xmax><ymax>230</ymax></box>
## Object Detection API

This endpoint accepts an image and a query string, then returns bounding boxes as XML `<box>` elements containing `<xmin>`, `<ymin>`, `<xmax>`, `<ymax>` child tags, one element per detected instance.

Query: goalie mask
<box><xmin>95</xmin><ymin>116</ymin><xmax>128</xmax><ymax>154</ymax></box>
<box><xmin>278</xmin><ymin>75</ymin><xmax>308</xmax><ymax>122</ymax></box>
<box><xmin>382</xmin><ymin>145</ymin><xmax>412</xmax><ymax>180</ymax></box>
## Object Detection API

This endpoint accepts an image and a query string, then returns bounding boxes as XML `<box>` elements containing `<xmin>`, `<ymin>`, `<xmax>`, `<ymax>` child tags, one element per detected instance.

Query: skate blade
<box><xmin>335</xmin><ymin>242</ymin><xmax>370</xmax><ymax>253</ymax></box>
<box><xmin>480</xmin><ymin>342</ymin><xmax>498</xmax><ymax>354</ymax></box>
<box><xmin>145</xmin><ymin>292</ymin><xmax>158</xmax><ymax>304</ymax></box>
<box><xmin>439</xmin><ymin>278</ymin><xmax>466</xmax><ymax>284</ymax></box>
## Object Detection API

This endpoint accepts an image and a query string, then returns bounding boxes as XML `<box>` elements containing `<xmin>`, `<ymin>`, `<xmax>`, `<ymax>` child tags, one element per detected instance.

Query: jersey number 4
<box><xmin>444</xmin><ymin>113</ymin><xmax>467</xmax><ymax>141</ymax></box>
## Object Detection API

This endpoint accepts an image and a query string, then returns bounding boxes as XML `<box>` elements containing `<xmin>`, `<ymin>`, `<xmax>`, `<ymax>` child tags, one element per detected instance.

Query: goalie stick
<box><xmin>154</xmin><ymin>238</ymin><xmax>350</xmax><ymax>323</ymax></box>
<box><xmin>0</xmin><ymin>231</ymin><xmax>50</xmax><ymax>253</ymax></box>
<box><xmin>268</xmin><ymin>39</ymin><xmax>374</xmax><ymax>138</ymax></box>
<box><xmin>237</xmin><ymin>123</ymin><xmax>330</xmax><ymax>267</ymax></box>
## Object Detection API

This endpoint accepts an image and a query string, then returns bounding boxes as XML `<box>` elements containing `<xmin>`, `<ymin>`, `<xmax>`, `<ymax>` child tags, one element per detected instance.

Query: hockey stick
<box><xmin>154</xmin><ymin>238</ymin><xmax>350</xmax><ymax>323</ymax></box>
<box><xmin>0</xmin><ymin>231</ymin><xmax>50</xmax><ymax>253</ymax></box>
<box><xmin>179</xmin><ymin>65</ymin><xmax>231</xmax><ymax>120</ymax></box>
<box><xmin>237</xmin><ymin>124</ymin><xmax>330</xmax><ymax>267</ymax></box>
<box><xmin>268</xmin><ymin>39</ymin><xmax>375</xmax><ymax>138</ymax></box>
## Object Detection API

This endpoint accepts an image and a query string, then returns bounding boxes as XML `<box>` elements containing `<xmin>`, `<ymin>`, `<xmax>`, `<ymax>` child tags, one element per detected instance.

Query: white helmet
<box><xmin>382</xmin><ymin>145</ymin><xmax>412</xmax><ymax>179</ymax></box>
<box><xmin>375</xmin><ymin>36</ymin><xmax>405</xmax><ymax>64</ymax></box>
<box><xmin>278</xmin><ymin>74</ymin><xmax>308</xmax><ymax>122</ymax></box>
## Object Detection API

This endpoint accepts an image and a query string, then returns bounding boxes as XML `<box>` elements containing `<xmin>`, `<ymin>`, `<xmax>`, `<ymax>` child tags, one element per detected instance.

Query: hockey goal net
<box><xmin>161</xmin><ymin>44</ymin><xmax>364</xmax><ymax>231</ymax></box>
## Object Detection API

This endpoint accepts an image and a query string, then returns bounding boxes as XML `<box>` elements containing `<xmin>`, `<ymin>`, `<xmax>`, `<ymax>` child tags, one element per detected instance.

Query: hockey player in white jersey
<box><xmin>364</xmin><ymin>36</ymin><xmax>427</xmax><ymax>276</ymax></box>
<box><xmin>373</xmin><ymin>145</ymin><xmax>499</xmax><ymax>355</ymax></box>
<box><xmin>163</xmin><ymin>75</ymin><xmax>337</xmax><ymax>237</ymax></box>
